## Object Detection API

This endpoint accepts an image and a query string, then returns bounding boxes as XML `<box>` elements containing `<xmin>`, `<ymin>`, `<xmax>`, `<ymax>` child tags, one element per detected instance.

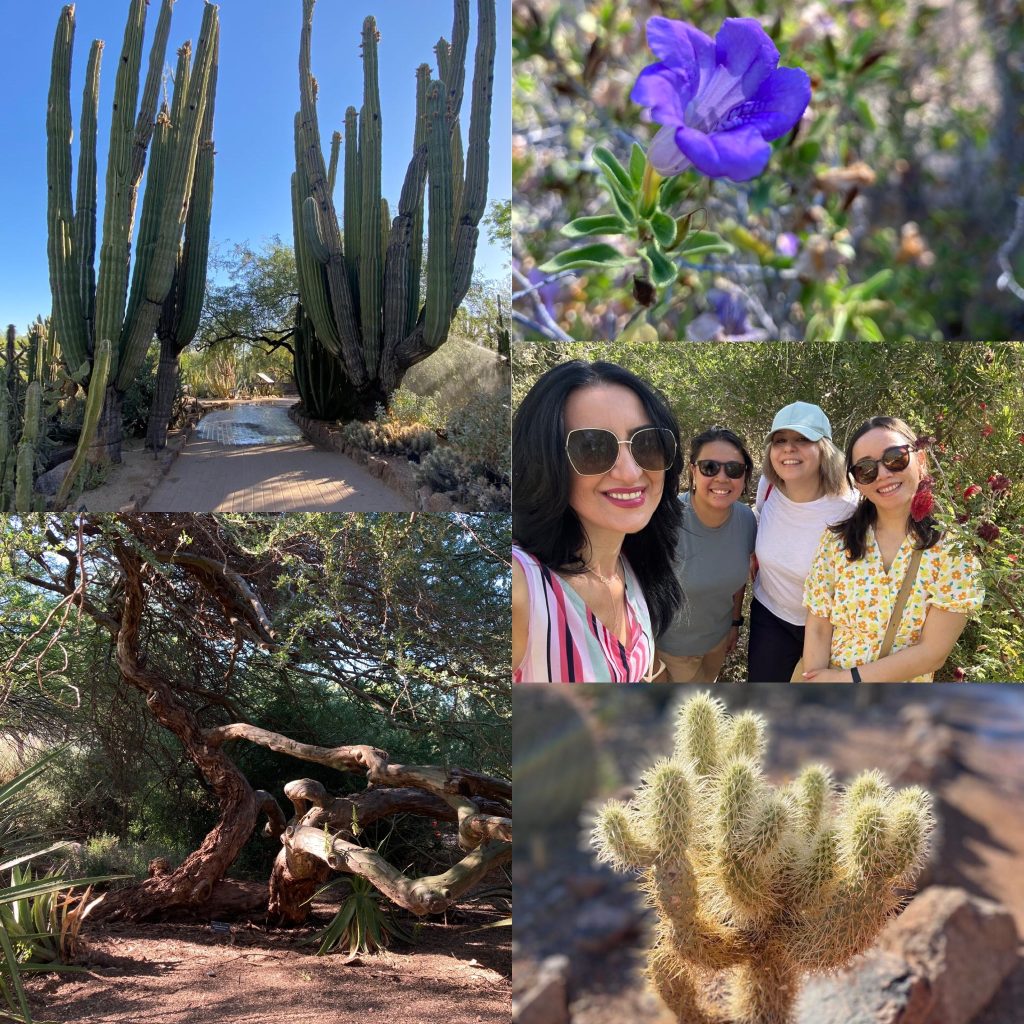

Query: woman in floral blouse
<box><xmin>800</xmin><ymin>416</ymin><xmax>983</xmax><ymax>682</ymax></box>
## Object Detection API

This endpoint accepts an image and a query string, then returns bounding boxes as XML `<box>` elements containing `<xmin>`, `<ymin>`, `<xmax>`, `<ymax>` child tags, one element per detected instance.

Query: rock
<box><xmin>797</xmin><ymin>887</ymin><xmax>1019</xmax><ymax>1024</ymax></box>
<box><xmin>426</xmin><ymin>491</ymin><xmax>455</xmax><ymax>513</ymax></box>
<box><xmin>877</xmin><ymin>887</ymin><xmax>1018</xmax><ymax>1024</ymax></box>
<box><xmin>513</xmin><ymin>955</ymin><xmax>570</xmax><ymax>1024</ymax></box>
<box><xmin>34</xmin><ymin>459</ymin><xmax>74</xmax><ymax>496</ymax></box>
<box><xmin>574</xmin><ymin>903</ymin><xmax>638</xmax><ymax>955</ymax></box>
<box><xmin>367</xmin><ymin>456</ymin><xmax>387</xmax><ymax>479</ymax></box>
<box><xmin>798</xmin><ymin>950</ymin><xmax>933</xmax><ymax>1024</ymax></box>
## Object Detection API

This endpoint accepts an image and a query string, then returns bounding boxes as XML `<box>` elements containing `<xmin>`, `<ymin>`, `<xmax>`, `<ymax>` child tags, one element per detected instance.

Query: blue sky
<box><xmin>0</xmin><ymin>0</ymin><xmax>511</xmax><ymax>334</ymax></box>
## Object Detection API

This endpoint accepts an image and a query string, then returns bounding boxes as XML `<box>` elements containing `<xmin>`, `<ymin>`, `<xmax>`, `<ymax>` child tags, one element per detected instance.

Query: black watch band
<box><xmin>850</xmin><ymin>666</ymin><xmax>862</xmax><ymax>683</ymax></box>
<box><xmin>731</xmin><ymin>617</ymin><xmax>744</xmax><ymax>628</ymax></box>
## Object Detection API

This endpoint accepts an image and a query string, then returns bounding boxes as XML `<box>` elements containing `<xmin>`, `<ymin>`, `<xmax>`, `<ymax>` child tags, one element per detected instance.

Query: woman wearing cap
<box><xmin>654</xmin><ymin>427</ymin><xmax>757</xmax><ymax>683</ymax></box>
<box><xmin>747</xmin><ymin>402</ymin><xmax>858</xmax><ymax>681</ymax></box>
<box><xmin>801</xmin><ymin>416</ymin><xmax>984</xmax><ymax>682</ymax></box>
<box><xmin>512</xmin><ymin>360</ymin><xmax>684</xmax><ymax>683</ymax></box>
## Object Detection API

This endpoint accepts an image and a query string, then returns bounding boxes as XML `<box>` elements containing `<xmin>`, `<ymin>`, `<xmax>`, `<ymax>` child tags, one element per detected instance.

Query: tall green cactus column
<box><xmin>292</xmin><ymin>0</ymin><xmax>495</xmax><ymax>424</ymax></box>
<box><xmin>45</xmin><ymin>0</ymin><xmax>219</xmax><ymax>467</ymax></box>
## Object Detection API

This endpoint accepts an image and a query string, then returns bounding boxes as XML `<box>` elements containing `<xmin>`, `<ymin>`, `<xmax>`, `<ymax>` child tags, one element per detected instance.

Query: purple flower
<box><xmin>631</xmin><ymin>17</ymin><xmax>812</xmax><ymax>181</ymax></box>
<box><xmin>775</xmin><ymin>232</ymin><xmax>799</xmax><ymax>257</ymax></box>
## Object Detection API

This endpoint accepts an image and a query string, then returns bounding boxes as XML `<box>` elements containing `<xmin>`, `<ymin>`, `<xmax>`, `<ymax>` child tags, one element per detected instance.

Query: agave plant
<box><xmin>313</xmin><ymin>875</ymin><xmax>414</xmax><ymax>957</ymax></box>
<box><xmin>0</xmin><ymin>748</ymin><xmax>125</xmax><ymax>1023</ymax></box>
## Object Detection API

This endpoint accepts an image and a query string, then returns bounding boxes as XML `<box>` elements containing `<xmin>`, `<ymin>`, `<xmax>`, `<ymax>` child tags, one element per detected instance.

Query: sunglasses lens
<box><xmin>852</xmin><ymin>461</ymin><xmax>877</xmax><ymax>484</ymax></box>
<box><xmin>632</xmin><ymin>428</ymin><xmax>674</xmax><ymax>472</ymax></box>
<box><xmin>697</xmin><ymin>460</ymin><xmax>744</xmax><ymax>479</ymax></box>
<box><xmin>566</xmin><ymin>429</ymin><xmax>618</xmax><ymax>475</ymax></box>
<box><xmin>883</xmin><ymin>446</ymin><xmax>912</xmax><ymax>471</ymax></box>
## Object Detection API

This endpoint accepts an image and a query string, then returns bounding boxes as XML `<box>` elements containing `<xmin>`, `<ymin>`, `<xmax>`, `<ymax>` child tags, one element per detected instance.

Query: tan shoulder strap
<box><xmin>878</xmin><ymin>547</ymin><xmax>924</xmax><ymax>660</ymax></box>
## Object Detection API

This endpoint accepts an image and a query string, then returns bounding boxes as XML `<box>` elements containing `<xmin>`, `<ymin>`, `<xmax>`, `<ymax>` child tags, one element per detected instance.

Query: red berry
<box><xmin>953</xmin><ymin>667</ymin><xmax>966</xmax><ymax>681</ymax></box>
<box><xmin>1008</xmin><ymin>554</ymin><xmax>1018</xmax><ymax>563</ymax></box>
<box><xmin>980</xmin><ymin>402</ymin><xmax>987</xmax><ymax>410</ymax></box>
<box><xmin>981</xmin><ymin>424</ymin><xmax>994</xmax><ymax>438</ymax></box>
<box><xmin>1018</xmin><ymin>433</ymin><xmax>1024</xmax><ymax>444</ymax></box>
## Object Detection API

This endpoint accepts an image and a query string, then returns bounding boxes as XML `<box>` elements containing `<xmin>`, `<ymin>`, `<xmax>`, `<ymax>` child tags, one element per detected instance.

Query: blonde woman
<box><xmin>747</xmin><ymin>402</ymin><xmax>859</xmax><ymax>682</ymax></box>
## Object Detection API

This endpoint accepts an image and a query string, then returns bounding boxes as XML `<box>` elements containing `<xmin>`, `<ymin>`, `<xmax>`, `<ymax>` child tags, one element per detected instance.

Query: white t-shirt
<box><xmin>752</xmin><ymin>476</ymin><xmax>859</xmax><ymax>625</ymax></box>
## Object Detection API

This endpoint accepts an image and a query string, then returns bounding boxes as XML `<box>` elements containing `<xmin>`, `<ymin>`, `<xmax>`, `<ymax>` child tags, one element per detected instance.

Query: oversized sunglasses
<box><xmin>695</xmin><ymin>459</ymin><xmax>746</xmax><ymax>479</ymax></box>
<box><xmin>564</xmin><ymin>427</ymin><xmax>677</xmax><ymax>476</ymax></box>
<box><xmin>850</xmin><ymin>444</ymin><xmax>914</xmax><ymax>484</ymax></box>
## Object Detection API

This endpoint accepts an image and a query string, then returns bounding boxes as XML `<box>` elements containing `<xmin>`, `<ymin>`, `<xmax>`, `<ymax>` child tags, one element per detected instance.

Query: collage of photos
<box><xmin>2</xmin><ymin>1</ymin><xmax>1024</xmax><ymax>1024</ymax></box>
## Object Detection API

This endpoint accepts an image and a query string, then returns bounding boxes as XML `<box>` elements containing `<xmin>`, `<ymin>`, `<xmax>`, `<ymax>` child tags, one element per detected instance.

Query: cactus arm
<box><xmin>449</xmin><ymin>0</ymin><xmax>496</xmax><ymax>308</ymax></box>
<box><xmin>407</xmin><ymin>65</ymin><xmax>431</xmax><ymax>334</ymax></box>
<box><xmin>46</xmin><ymin>6</ymin><xmax>88</xmax><ymax>376</ymax></box>
<box><xmin>115</xmin><ymin>7</ymin><xmax>218</xmax><ymax>393</ymax></box>
<box><xmin>93</xmin><ymin>0</ymin><xmax>165</xmax><ymax>376</ymax></box>
<box><xmin>172</xmin><ymin>42</ymin><xmax>218</xmax><ymax>349</ymax></box>
<box><xmin>423</xmin><ymin>81</ymin><xmax>454</xmax><ymax>351</ymax></box>
<box><xmin>343</xmin><ymin>106</ymin><xmax>362</xmax><ymax>302</ymax></box>
<box><xmin>302</xmin><ymin>196</ymin><xmax>331</xmax><ymax>265</ymax></box>
<box><xmin>327</xmin><ymin>130</ymin><xmax>341</xmax><ymax>195</ymax></box>
<box><xmin>74</xmin><ymin>40</ymin><xmax>102</xmax><ymax>349</ymax></box>
<box><xmin>297</xmin><ymin>0</ymin><xmax>366</xmax><ymax>387</ymax></box>
<box><xmin>292</xmin><ymin>126</ymin><xmax>344</xmax><ymax>358</ymax></box>
<box><xmin>54</xmin><ymin>338</ymin><xmax>111</xmax><ymax>508</ymax></box>
<box><xmin>359</xmin><ymin>18</ymin><xmax>384</xmax><ymax>375</ymax></box>
<box><xmin>444</xmin><ymin>0</ymin><xmax>470</xmax><ymax>124</ymax></box>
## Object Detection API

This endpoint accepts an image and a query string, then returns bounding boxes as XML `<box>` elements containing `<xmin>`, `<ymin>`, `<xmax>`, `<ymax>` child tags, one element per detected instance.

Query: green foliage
<box><xmin>313</xmin><ymin>875</ymin><xmax>414</xmax><ymax>957</ymax></box>
<box><xmin>592</xmin><ymin>694</ymin><xmax>934</xmax><ymax>1024</ymax></box>
<box><xmin>514</xmin><ymin>340</ymin><xmax>1024</xmax><ymax>680</ymax></box>
<box><xmin>514</xmin><ymin>0</ymin><xmax>1024</xmax><ymax>339</ymax></box>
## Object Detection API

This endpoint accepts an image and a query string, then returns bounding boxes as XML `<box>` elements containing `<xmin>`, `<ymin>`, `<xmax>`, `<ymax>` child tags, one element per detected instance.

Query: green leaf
<box><xmin>644</xmin><ymin>243</ymin><xmax>677</xmax><ymax>287</ymax></box>
<box><xmin>677</xmin><ymin>231</ymin><xmax>734</xmax><ymax>258</ymax></box>
<box><xmin>592</xmin><ymin>146</ymin><xmax>636</xmax><ymax>199</ymax></box>
<box><xmin>560</xmin><ymin>215</ymin><xmax>627</xmax><ymax>239</ymax></box>
<box><xmin>659</xmin><ymin>173</ymin><xmax>691</xmax><ymax>210</ymax></box>
<box><xmin>539</xmin><ymin>244</ymin><xmax>629</xmax><ymax>273</ymax></box>
<box><xmin>852</xmin><ymin>315</ymin><xmax>884</xmax><ymax>341</ymax></box>
<box><xmin>650</xmin><ymin>211</ymin><xmax>676</xmax><ymax>249</ymax></box>
<box><xmin>628</xmin><ymin>143</ymin><xmax>646</xmax><ymax>187</ymax></box>
<box><xmin>848</xmin><ymin>268</ymin><xmax>894</xmax><ymax>301</ymax></box>
<box><xmin>852</xmin><ymin>96</ymin><xmax>876</xmax><ymax>130</ymax></box>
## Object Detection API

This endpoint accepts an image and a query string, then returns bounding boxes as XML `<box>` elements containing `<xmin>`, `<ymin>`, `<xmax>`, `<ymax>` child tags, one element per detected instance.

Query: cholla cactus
<box><xmin>592</xmin><ymin>694</ymin><xmax>934</xmax><ymax>1024</ymax></box>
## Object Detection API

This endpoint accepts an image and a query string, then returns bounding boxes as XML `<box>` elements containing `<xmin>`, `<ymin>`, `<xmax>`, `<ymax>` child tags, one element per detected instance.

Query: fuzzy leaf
<box><xmin>650</xmin><ymin>212</ymin><xmax>676</xmax><ymax>249</ymax></box>
<box><xmin>561</xmin><ymin>215</ymin><xmax>627</xmax><ymax>239</ymax></box>
<box><xmin>539</xmin><ymin>244</ymin><xmax>629</xmax><ymax>273</ymax></box>
<box><xmin>593</xmin><ymin>146</ymin><xmax>636</xmax><ymax>199</ymax></box>
<box><xmin>629</xmin><ymin>142</ymin><xmax>646</xmax><ymax>187</ymax></box>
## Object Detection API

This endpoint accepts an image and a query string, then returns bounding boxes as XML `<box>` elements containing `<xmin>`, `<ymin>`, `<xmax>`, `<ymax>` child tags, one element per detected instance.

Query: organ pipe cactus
<box><xmin>46</xmin><ymin>0</ymin><xmax>219</xmax><ymax>464</ymax></box>
<box><xmin>145</xmin><ymin>38</ymin><xmax>219</xmax><ymax>451</ymax></box>
<box><xmin>592</xmin><ymin>694</ymin><xmax>934</xmax><ymax>1024</ymax></box>
<box><xmin>292</xmin><ymin>0</ymin><xmax>495</xmax><ymax>422</ymax></box>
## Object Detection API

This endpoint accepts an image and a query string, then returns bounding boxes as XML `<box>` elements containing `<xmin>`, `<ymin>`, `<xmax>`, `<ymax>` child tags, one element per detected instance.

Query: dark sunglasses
<box><xmin>564</xmin><ymin>427</ymin><xmax>677</xmax><ymax>476</ymax></box>
<box><xmin>850</xmin><ymin>444</ymin><xmax>914</xmax><ymax>484</ymax></box>
<box><xmin>695</xmin><ymin>459</ymin><xmax>746</xmax><ymax>479</ymax></box>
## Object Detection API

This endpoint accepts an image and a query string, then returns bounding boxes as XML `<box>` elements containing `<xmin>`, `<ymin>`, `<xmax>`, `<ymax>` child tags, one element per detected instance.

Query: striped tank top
<box><xmin>512</xmin><ymin>545</ymin><xmax>655</xmax><ymax>683</ymax></box>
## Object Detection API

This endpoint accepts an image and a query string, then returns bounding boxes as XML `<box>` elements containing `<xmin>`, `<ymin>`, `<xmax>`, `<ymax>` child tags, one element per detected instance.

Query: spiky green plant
<box><xmin>292</xmin><ymin>0</ymin><xmax>496</xmax><ymax>422</ymax></box>
<box><xmin>313</xmin><ymin>875</ymin><xmax>414</xmax><ymax>957</ymax></box>
<box><xmin>592</xmin><ymin>694</ymin><xmax>934</xmax><ymax>1024</ymax></box>
<box><xmin>46</xmin><ymin>0</ymin><xmax>219</xmax><ymax>465</ymax></box>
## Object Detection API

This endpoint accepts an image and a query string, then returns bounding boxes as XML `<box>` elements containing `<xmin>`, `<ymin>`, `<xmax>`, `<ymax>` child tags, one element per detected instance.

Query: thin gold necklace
<box><xmin>584</xmin><ymin>557</ymin><xmax>621</xmax><ymax>587</ymax></box>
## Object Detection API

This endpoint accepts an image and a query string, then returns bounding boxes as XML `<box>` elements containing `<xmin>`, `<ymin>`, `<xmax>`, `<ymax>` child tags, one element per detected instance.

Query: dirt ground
<box><xmin>27</xmin><ymin>903</ymin><xmax>510</xmax><ymax>1024</ymax></box>
<box><xmin>514</xmin><ymin>685</ymin><xmax>1024</xmax><ymax>1024</ymax></box>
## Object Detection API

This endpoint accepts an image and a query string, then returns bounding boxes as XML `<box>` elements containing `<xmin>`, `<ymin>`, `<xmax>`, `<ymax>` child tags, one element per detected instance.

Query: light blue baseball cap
<box><xmin>769</xmin><ymin>401</ymin><xmax>832</xmax><ymax>442</ymax></box>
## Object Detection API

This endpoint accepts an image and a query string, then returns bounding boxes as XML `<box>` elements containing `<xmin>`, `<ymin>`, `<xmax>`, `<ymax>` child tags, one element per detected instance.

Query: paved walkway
<box><xmin>143</xmin><ymin>401</ymin><xmax>413</xmax><ymax>512</ymax></box>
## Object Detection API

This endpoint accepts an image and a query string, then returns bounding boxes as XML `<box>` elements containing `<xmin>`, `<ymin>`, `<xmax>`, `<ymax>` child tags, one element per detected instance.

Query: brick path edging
<box><xmin>288</xmin><ymin>405</ymin><xmax>464</xmax><ymax>514</ymax></box>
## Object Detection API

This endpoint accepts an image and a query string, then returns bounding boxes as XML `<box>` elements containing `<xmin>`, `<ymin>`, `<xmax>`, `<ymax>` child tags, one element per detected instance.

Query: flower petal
<box><xmin>648</xmin><ymin>124</ymin><xmax>693</xmax><ymax>176</ymax></box>
<box><xmin>646</xmin><ymin>16</ymin><xmax>714</xmax><ymax>78</ymax></box>
<box><xmin>673</xmin><ymin>124</ymin><xmax>771</xmax><ymax>181</ymax></box>
<box><xmin>714</xmin><ymin>18</ymin><xmax>779</xmax><ymax>95</ymax></box>
<box><xmin>718</xmin><ymin>66</ymin><xmax>811</xmax><ymax>141</ymax></box>
<box><xmin>630</xmin><ymin>63</ymin><xmax>693</xmax><ymax>125</ymax></box>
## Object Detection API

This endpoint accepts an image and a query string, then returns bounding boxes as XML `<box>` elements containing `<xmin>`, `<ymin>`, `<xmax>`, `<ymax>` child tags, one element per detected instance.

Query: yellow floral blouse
<box><xmin>803</xmin><ymin>529</ymin><xmax>984</xmax><ymax>682</ymax></box>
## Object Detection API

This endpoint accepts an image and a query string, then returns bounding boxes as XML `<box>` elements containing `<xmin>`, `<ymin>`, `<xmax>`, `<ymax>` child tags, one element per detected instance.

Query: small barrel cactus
<box><xmin>592</xmin><ymin>693</ymin><xmax>934</xmax><ymax>1024</ymax></box>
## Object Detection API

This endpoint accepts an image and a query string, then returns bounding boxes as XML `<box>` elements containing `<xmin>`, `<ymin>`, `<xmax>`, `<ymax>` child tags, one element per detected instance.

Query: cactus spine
<box><xmin>292</xmin><ymin>0</ymin><xmax>495</xmax><ymax>422</ymax></box>
<box><xmin>592</xmin><ymin>694</ymin><xmax>934</xmax><ymax>1024</ymax></box>
<box><xmin>46</xmin><ymin>1</ymin><xmax>219</xmax><ymax>464</ymax></box>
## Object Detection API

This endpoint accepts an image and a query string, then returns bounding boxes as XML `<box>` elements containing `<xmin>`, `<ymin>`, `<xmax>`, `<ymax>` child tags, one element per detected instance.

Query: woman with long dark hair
<box><xmin>512</xmin><ymin>360</ymin><xmax>683</xmax><ymax>682</ymax></box>
<box><xmin>801</xmin><ymin>416</ymin><xmax>983</xmax><ymax>682</ymax></box>
<box><xmin>654</xmin><ymin>427</ymin><xmax>757</xmax><ymax>683</ymax></box>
